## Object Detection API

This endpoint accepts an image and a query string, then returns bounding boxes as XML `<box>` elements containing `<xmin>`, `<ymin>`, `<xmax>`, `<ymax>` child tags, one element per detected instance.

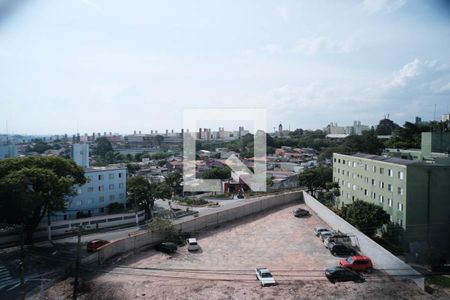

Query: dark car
<box><xmin>293</xmin><ymin>208</ymin><xmax>310</xmax><ymax>217</ymax></box>
<box><xmin>86</xmin><ymin>239</ymin><xmax>109</xmax><ymax>252</ymax></box>
<box><xmin>155</xmin><ymin>242</ymin><xmax>178</xmax><ymax>254</ymax></box>
<box><xmin>328</xmin><ymin>242</ymin><xmax>355</xmax><ymax>256</ymax></box>
<box><xmin>325</xmin><ymin>266</ymin><xmax>365</xmax><ymax>283</ymax></box>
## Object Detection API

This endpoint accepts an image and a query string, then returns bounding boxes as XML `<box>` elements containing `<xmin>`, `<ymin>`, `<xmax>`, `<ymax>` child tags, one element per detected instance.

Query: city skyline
<box><xmin>1</xmin><ymin>0</ymin><xmax>450</xmax><ymax>134</ymax></box>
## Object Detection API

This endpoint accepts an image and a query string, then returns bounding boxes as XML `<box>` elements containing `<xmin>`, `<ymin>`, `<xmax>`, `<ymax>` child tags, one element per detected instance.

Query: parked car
<box><xmin>318</xmin><ymin>230</ymin><xmax>334</xmax><ymax>241</ymax></box>
<box><xmin>255</xmin><ymin>268</ymin><xmax>276</xmax><ymax>287</ymax></box>
<box><xmin>293</xmin><ymin>208</ymin><xmax>310</xmax><ymax>217</ymax></box>
<box><xmin>328</xmin><ymin>242</ymin><xmax>356</xmax><ymax>256</ymax></box>
<box><xmin>86</xmin><ymin>239</ymin><xmax>109</xmax><ymax>252</ymax></box>
<box><xmin>325</xmin><ymin>266</ymin><xmax>365</xmax><ymax>283</ymax></box>
<box><xmin>314</xmin><ymin>227</ymin><xmax>330</xmax><ymax>237</ymax></box>
<box><xmin>324</xmin><ymin>234</ymin><xmax>352</xmax><ymax>248</ymax></box>
<box><xmin>186</xmin><ymin>238</ymin><xmax>200</xmax><ymax>251</ymax></box>
<box><xmin>320</xmin><ymin>231</ymin><xmax>336</xmax><ymax>242</ymax></box>
<box><xmin>339</xmin><ymin>256</ymin><xmax>373</xmax><ymax>273</ymax></box>
<box><xmin>155</xmin><ymin>242</ymin><xmax>178</xmax><ymax>254</ymax></box>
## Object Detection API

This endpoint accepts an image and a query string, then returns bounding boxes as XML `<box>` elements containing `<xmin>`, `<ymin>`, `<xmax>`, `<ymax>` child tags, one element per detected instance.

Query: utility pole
<box><xmin>19</xmin><ymin>226</ymin><xmax>25</xmax><ymax>300</ymax></box>
<box><xmin>68</xmin><ymin>226</ymin><xmax>83</xmax><ymax>300</ymax></box>
<box><xmin>74</xmin><ymin>227</ymin><xmax>81</xmax><ymax>300</ymax></box>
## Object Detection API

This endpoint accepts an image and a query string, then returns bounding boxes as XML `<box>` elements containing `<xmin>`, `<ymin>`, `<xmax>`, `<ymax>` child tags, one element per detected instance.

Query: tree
<box><xmin>202</xmin><ymin>166</ymin><xmax>231</xmax><ymax>180</ymax></box>
<box><xmin>337</xmin><ymin>200</ymin><xmax>390</xmax><ymax>237</ymax></box>
<box><xmin>375</xmin><ymin>118</ymin><xmax>399</xmax><ymax>135</ymax></box>
<box><xmin>126</xmin><ymin>163</ymin><xmax>141</xmax><ymax>176</ymax></box>
<box><xmin>164</xmin><ymin>172</ymin><xmax>183</xmax><ymax>196</ymax></box>
<box><xmin>0</xmin><ymin>157</ymin><xmax>86</xmax><ymax>243</ymax></box>
<box><xmin>343</xmin><ymin>130</ymin><xmax>385</xmax><ymax>155</ymax></box>
<box><xmin>127</xmin><ymin>176</ymin><xmax>171</xmax><ymax>219</ymax></box>
<box><xmin>298</xmin><ymin>166</ymin><xmax>332</xmax><ymax>194</ymax></box>
<box><xmin>93</xmin><ymin>137</ymin><xmax>113</xmax><ymax>157</ymax></box>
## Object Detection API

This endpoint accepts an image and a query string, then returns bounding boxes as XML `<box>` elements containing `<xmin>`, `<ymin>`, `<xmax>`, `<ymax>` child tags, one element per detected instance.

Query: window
<box><xmin>398</xmin><ymin>171</ymin><xmax>404</xmax><ymax>180</ymax></box>
<box><xmin>380</xmin><ymin>168</ymin><xmax>384</xmax><ymax>175</ymax></box>
<box><xmin>379</xmin><ymin>195</ymin><xmax>384</xmax><ymax>204</ymax></box>
<box><xmin>364</xmin><ymin>164</ymin><xmax>368</xmax><ymax>171</ymax></box>
<box><xmin>371</xmin><ymin>179</ymin><xmax>375</xmax><ymax>186</ymax></box>
<box><xmin>346</xmin><ymin>171</ymin><xmax>349</xmax><ymax>177</ymax></box>
<box><xmin>98</xmin><ymin>185</ymin><xmax>104</xmax><ymax>191</ymax></box>
<box><xmin>98</xmin><ymin>174</ymin><xmax>104</xmax><ymax>180</ymax></box>
<box><xmin>87</xmin><ymin>187</ymin><xmax>94</xmax><ymax>192</ymax></box>
<box><xmin>388</xmin><ymin>184</ymin><xmax>393</xmax><ymax>192</ymax></box>
<box><xmin>353</xmin><ymin>162</ymin><xmax>356</xmax><ymax>167</ymax></box>
<box><xmin>86</xmin><ymin>175</ymin><xmax>92</xmax><ymax>182</ymax></box>
<box><xmin>77</xmin><ymin>188</ymin><xmax>82</xmax><ymax>194</ymax></box>
<box><xmin>372</xmin><ymin>165</ymin><xmax>376</xmax><ymax>173</ymax></box>
<box><xmin>119</xmin><ymin>193</ymin><xmax>125</xmax><ymax>199</ymax></box>
<box><xmin>87</xmin><ymin>198</ymin><xmax>94</xmax><ymax>205</ymax></box>
<box><xmin>342</xmin><ymin>159</ymin><xmax>345</xmax><ymax>164</ymax></box>
<box><xmin>338</xmin><ymin>159</ymin><xmax>341</xmax><ymax>163</ymax></box>
<box><xmin>372</xmin><ymin>192</ymin><xmax>376</xmax><ymax>199</ymax></box>
<box><xmin>398</xmin><ymin>219</ymin><xmax>403</xmax><ymax>226</ymax></box>
<box><xmin>334</xmin><ymin>158</ymin><xmax>336</xmax><ymax>162</ymax></box>
<box><xmin>388</xmin><ymin>169</ymin><xmax>393</xmax><ymax>177</ymax></box>
<box><xmin>388</xmin><ymin>198</ymin><xmax>392</xmax><ymax>207</ymax></box>
<box><xmin>364</xmin><ymin>177</ymin><xmax>368</xmax><ymax>183</ymax></box>
<box><xmin>109</xmin><ymin>173</ymin><xmax>114</xmax><ymax>179</ymax></box>
<box><xmin>338</xmin><ymin>168</ymin><xmax>340</xmax><ymax>174</ymax></box>
<box><xmin>364</xmin><ymin>189</ymin><xmax>368</xmax><ymax>195</ymax></box>
<box><xmin>119</xmin><ymin>183</ymin><xmax>124</xmax><ymax>189</ymax></box>
<box><xmin>118</xmin><ymin>173</ymin><xmax>122</xmax><ymax>178</ymax></box>
<box><xmin>347</xmin><ymin>182</ymin><xmax>351</xmax><ymax>188</ymax></box>
<box><xmin>99</xmin><ymin>196</ymin><xmax>104</xmax><ymax>202</ymax></box>
<box><xmin>109</xmin><ymin>194</ymin><xmax>115</xmax><ymax>201</ymax></box>
<box><xmin>379</xmin><ymin>181</ymin><xmax>384</xmax><ymax>189</ymax></box>
<box><xmin>398</xmin><ymin>203</ymin><xmax>403</xmax><ymax>211</ymax></box>
<box><xmin>352</xmin><ymin>184</ymin><xmax>356</xmax><ymax>191</ymax></box>
<box><xmin>109</xmin><ymin>184</ymin><xmax>114</xmax><ymax>190</ymax></box>
<box><xmin>398</xmin><ymin>187</ymin><xmax>404</xmax><ymax>195</ymax></box>
<box><xmin>352</xmin><ymin>173</ymin><xmax>356</xmax><ymax>179</ymax></box>
<box><xmin>389</xmin><ymin>214</ymin><xmax>393</xmax><ymax>222</ymax></box>
<box><xmin>348</xmin><ymin>161</ymin><xmax>351</xmax><ymax>166</ymax></box>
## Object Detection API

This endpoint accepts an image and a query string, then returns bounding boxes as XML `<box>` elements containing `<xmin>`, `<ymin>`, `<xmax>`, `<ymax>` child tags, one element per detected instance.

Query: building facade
<box><xmin>0</xmin><ymin>144</ymin><xmax>18</xmax><ymax>160</ymax></box>
<box><xmin>54</xmin><ymin>144</ymin><xmax>127</xmax><ymax>220</ymax></box>
<box><xmin>333</xmin><ymin>152</ymin><xmax>450</xmax><ymax>252</ymax></box>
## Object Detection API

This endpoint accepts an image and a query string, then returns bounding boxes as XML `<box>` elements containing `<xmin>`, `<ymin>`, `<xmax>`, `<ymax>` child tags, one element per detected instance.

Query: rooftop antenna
<box><xmin>6</xmin><ymin>120</ymin><xmax>9</xmax><ymax>143</ymax></box>
<box><xmin>434</xmin><ymin>104</ymin><xmax>437</xmax><ymax>121</ymax></box>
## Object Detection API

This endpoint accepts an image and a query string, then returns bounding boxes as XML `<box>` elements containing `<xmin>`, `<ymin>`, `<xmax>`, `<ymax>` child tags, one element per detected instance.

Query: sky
<box><xmin>0</xmin><ymin>0</ymin><xmax>450</xmax><ymax>135</ymax></box>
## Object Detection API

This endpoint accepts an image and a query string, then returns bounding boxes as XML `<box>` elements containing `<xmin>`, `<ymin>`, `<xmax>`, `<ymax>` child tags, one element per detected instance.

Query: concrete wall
<box><xmin>303</xmin><ymin>191</ymin><xmax>424</xmax><ymax>290</ymax></box>
<box><xmin>93</xmin><ymin>191</ymin><xmax>302</xmax><ymax>264</ymax></box>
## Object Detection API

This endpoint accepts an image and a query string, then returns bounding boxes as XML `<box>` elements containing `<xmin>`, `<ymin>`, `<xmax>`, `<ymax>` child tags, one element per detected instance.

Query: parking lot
<box><xmin>45</xmin><ymin>202</ymin><xmax>432</xmax><ymax>299</ymax></box>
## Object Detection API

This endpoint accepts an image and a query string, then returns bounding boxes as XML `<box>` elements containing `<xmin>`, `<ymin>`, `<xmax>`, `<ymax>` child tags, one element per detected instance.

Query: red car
<box><xmin>86</xmin><ymin>239</ymin><xmax>109</xmax><ymax>252</ymax></box>
<box><xmin>339</xmin><ymin>255</ymin><xmax>373</xmax><ymax>273</ymax></box>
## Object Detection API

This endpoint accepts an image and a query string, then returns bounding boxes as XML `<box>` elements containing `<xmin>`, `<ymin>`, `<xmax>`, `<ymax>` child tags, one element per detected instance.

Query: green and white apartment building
<box><xmin>332</xmin><ymin>133</ymin><xmax>450</xmax><ymax>252</ymax></box>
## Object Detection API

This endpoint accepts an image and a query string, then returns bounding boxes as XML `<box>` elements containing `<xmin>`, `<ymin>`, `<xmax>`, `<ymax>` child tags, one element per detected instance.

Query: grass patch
<box><xmin>426</xmin><ymin>275</ymin><xmax>450</xmax><ymax>288</ymax></box>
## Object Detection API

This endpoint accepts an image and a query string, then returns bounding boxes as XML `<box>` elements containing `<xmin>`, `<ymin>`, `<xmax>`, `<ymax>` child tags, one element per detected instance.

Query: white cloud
<box><xmin>293</xmin><ymin>36</ymin><xmax>360</xmax><ymax>55</ymax></box>
<box><xmin>362</xmin><ymin>0</ymin><xmax>407</xmax><ymax>14</ymax></box>
<box><xmin>261</xmin><ymin>43</ymin><xmax>282</xmax><ymax>55</ymax></box>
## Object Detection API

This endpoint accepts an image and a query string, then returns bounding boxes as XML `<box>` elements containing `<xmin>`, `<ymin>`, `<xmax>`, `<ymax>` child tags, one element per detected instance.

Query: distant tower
<box><xmin>278</xmin><ymin>123</ymin><xmax>283</xmax><ymax>136</ymax></box>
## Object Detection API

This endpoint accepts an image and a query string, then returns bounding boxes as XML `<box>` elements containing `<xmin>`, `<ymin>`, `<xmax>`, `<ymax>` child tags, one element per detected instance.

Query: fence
<box><xmin>0</xmin><ymin>211</ymin><xmax>146</xmax><ymax>246</ymax></box>
<box><xmin>302</xmin><ymin>191</ymin><xmax>424</xmax><ymax>290</ymax></box>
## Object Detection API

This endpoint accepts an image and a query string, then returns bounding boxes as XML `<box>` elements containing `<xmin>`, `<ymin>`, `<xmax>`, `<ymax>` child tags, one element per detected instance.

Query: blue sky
<box><xmin>0</xmin><ymin>0</ymin><xmax>449</xmax><ymax>135</ymax></box>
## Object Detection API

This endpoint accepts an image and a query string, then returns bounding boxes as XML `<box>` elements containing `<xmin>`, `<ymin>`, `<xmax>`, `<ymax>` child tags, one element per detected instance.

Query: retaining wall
<box><xmin>302</xmin><ymin>191</ymin><xmax>424</xmax><ymax>289</ymax></box>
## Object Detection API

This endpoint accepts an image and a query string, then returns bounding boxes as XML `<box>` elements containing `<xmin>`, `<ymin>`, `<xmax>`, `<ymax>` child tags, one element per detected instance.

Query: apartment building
<box><xmin>53</xmin><ymin>143</ymin><xmax>127</xmax><ymax>220</ymax></box>
<box><xmin>333</xmin><ymin>152</ymin><xmax>450</xmax><ymax>251</ymax></box>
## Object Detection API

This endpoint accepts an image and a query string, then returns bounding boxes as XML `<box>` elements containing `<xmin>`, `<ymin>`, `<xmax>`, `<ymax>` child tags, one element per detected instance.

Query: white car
<box><xmin>186</xmin><ymin>238</ymin><xmax>200</xmax><ymax>251</ymax></box>
<box><xmin>255</xmin><ymin>268</ymin><xmax>276</xmax><ymax>287</ymax></box>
